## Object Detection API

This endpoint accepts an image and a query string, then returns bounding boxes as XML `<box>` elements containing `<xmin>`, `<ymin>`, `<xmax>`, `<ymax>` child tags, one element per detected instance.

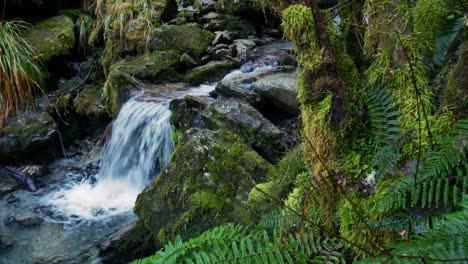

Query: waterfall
<box><xmin>47</xmin><ymin>97</ymin><xmax>174</xmax><ymax>220</ymax></box>
<box><xmin>99</xmin><ymin>98</ymin><xmax>174</xmax><ymax>190</ymax></box>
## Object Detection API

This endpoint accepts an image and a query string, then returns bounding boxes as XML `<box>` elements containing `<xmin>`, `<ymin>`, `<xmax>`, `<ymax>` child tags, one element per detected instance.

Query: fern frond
<box><xmin>358</xmin><ymin>201</ymin><xmax>468</xmax><ymax>263</ymax></box>
<box><xmin>433</xmin><ymin>16</ymin><xmax>464</xmax><ymax>66</ymax></box>
<box><xmin>378</xmin><ymin>119</ymin><xmax>468</xmax><ymax>213</ymax></box>
<box><xmin>134</xmin><ymin>224</ymin><xmax>248</xmax><ymax>264</ymax></box>
<box><xmin>364</xmin><ymin>88</ymin><xmax>401</xmax><ymax>144</ymax></box>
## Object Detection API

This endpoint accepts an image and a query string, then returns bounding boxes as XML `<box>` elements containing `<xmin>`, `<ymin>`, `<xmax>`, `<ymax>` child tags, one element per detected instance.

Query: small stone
<box><xmin>0</xmin><ymin>232</ymin><xmax>15</xmax><ymax>248</ymax></box>
<box><xmin>8</xmin><ymin>215</ymin><xmax>44</xmax><ymax>227</ymax></box>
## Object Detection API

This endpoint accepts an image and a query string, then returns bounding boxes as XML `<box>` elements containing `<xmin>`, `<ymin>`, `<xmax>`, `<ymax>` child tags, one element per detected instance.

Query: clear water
<box><xmin>0</xmin><ymin>42</ymin><xmax>291</xmax><ymax>263</ymax></box>
<box><xmin>47</xmin><ymin>100</ymin><xmax>173</xmax><ymax>220</ymax></box>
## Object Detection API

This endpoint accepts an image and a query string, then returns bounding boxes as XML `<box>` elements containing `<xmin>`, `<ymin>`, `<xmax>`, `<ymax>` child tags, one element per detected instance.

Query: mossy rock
<box><xmin>75</xmin><ymin>86</ymin><xmax>108</xmax><ymax>117</ymax></box>
<box><xmin>185</xmin><ymin>60</ymin><xmax>239</xmax><ymax>86</ymax></box>
<box><xmin>110</xmin><ymin>51</ymin><xmax>182</xmax><ymax>83</ymax></box>
<box><xmin>24</xmin><ymin>15</ymin><xmax>75</xmax><ymax>64</ymax></box>
<box><xmin>149</xmin><ymin>24</ymin><xmax>214</xmax><ymax>58</ymax></box>
<box><xmin>0</xmin><ymin>112</ymin><xmax>61</xmax><ymax>163</ymax></box>
<box><xmin>169</xmin><ymin>95</ymin><xmax>209</xmax><ymax>134</ymax></box>
<box><xmin>103</xmin><ymin>70</ymin><xmax>141</xmax><ymax>116</ymax></box>
<box><xmin>134</xmin><ymin>128</ymin><xmax>272</xmax><ymax>246</ymax></box>
<box><xmin>201</xmin><ymin>98</ymin><xmax>284</xmax><ymax>162</ymax></box>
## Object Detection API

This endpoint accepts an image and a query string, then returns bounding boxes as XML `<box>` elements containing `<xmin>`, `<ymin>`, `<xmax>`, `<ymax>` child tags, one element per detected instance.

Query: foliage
<box><xmin>357</xmin><ymin>200</ymin><xmax>468</xmax><ymax>263</ymax></box>
<box><xmin>413</xmin><ymin>0</ymin><xmax>450</xmax><ymax>52</ymax></box>
<box><xmin>0</xmin><ymin>20</ymin><xmax>45</xmax><ymax>126</ymax></box>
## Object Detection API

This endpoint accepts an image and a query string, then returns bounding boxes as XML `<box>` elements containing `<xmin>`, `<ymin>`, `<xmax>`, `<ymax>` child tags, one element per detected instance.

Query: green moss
<box><xmin>151</xmin><ymin>24</ymin><xmax>214</xmax><ymax>58</ymax></box>
<box><xmin>24</xmin><ymin>16</ymin><xmax>75</xmax><ymax>63</ymax></box>
<box><xmin>1</xmin><ymin>112</ymin><xmax>56</xmax><ymax>148</ymax></box>
<box><xmin>248</xmin><ymin>181</ymin><xmax>282</xmax><ymax>212</ymax></box>
<box><xmin>110</xmin><ymin>51</ymin><xmax>182</xmax><ymax>82</ymax></box>
<box><xmin>103</xmin><ymin>70</ymin><xmax>140</xmax><ymax>116</ymax></box>
<box><xmin>75</xmin><ymin>86</ymin><xmax>108</xmax><ymax>117</ymax></box>
<box><xmin>191</xmin><ymin>190</ymin><xmax>224</xmax><ymax>212</ymax></box>
<box><xmin>134</xmin><ymin>129</ymin><xmax>272</xmax><ymax>247</ymax></box>
<box><xmin>414</xmin><ymin>0</ymin><xmax>450</xmax><ymax>52</ymax></box>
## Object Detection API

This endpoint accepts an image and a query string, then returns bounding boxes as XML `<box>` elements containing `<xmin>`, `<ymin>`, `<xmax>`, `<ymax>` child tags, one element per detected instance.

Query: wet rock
<box><xmin>0</xmin><ymin>111</ymin><xmax>61</xmax><ymax>163</ymax></box>
<box><xmin>134</xmin><ymin>128</ymin><xmax>272</xmax><ymax>247</ymax></box>
<box><xmin>24</xmin><ymin>16</ymin><xmax>75</xmax><ymax>64</ymax></box>
<box><xmin>0</xmin><ymin>175</ymin><xmax>20</xmax><ymax>197</ymax></box>
<box><xmin>21</xmin><ymin>165</ymin><xmax>50</xmax><ymax>179</ymax></box>
<box><xmin>99</xmin><ymin>222</ymin><xmax>137</xmax><ymax>252</ymax></box>
<box><xmin>185</xmin><ymin>60</ymin><xmax>239</xmax><ymax>85</ymax></box>
<box><xmin>202</xmin><ymin>98</ymin><xmax>284</xmax><ymax>162</ymax></box>
<box><xmin>170</xmin><ymin>95</ymin><xmax>210</xmax><ymax>133</ymax></box>
<box><xmin>234</xmin><ymin>39</ymin><xmax>256</xmax><ymax>50</ymax></box>
<box><xmin>0</xmin><ymin>231</ymin><xmax>15</xmax><ymax>248</ymax></box>
<box><xmin>215</xmin><ymin>70</ymin><xmax>266</xmax><ymax>104</ymax></box>
<box><xmin>211</xmin><ymin>31</ymin><xmax>235</xmax><ymax>46</ymax></box>
<box><xmin>7</xmin><ymin>215</ymin><xmax>44</xmax><ymax>227</ymax></box>
<box><xmin>31</xmin><ymin>223</ymin><xmax>66</xmax><ymax>263</ymax></box>
<box><xmin>99</xmin><ymin>221</ymin><xmax>153</xmax><ymax>264</ymax></box>
<box><xmin>252</xmin><ymin>71</ymin><xmax>299</xmax><ymax>115</ymax></box>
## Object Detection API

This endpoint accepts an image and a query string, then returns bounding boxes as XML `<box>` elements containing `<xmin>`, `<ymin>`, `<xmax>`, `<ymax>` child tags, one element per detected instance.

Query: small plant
<box><xmin>0</xmin><ymin>20</ymin><xmax>46</xmax><ymax>126</ymax></box>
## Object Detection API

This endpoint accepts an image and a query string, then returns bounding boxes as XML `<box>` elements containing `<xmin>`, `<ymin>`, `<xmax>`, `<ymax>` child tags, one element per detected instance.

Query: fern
<box><xmin>378</xmin><ymin>119</ymin><xmax>468</xmax><ymax>213</ymax></box>
<box><xmin>358</xmin><ymin>200</ymin><xmax>468</xmax><ymax>263</ymax></box>
<box><xmin>433</xmin><ymin>16</ymin><xmax>464</xmax><ymax>66</ymax></box>
<box><xmin>364</xmin><ymin>88</ymin><xmax>401</xmax><ymax>144</ymax></box>
<box><xmin>134</xmin><ymin>226</ymin><xmax>290</xmax><ymax>264</ymax></box>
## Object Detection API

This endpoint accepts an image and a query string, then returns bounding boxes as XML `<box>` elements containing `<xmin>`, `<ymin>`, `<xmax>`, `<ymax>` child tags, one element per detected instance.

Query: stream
<box><xmin>0</xmin><ymin>42</ymin><xmax>293</xmax><ymax>264</ymax></box>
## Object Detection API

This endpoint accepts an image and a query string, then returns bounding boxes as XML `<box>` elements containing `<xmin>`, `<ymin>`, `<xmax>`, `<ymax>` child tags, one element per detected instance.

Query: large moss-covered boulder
<box><xmin>201</xmin><ymin>98</ymin><xmax>284</xmax><ymax>162</ymax></box>
<box><xmin>24</xmin><ymin>16</ymin><xmax>75</xmax><ymax>63</ymax></box>
<box><xmin>0</xmin><ymin>112</ymin><xmax>61</xmax><ymax>163</ymax></box>
<box><xmin>110</xmin><ymin>51</ymin><xmax>182</xmax><ymax>83</ymax></box>
<box><xmin>134</xmin><ymin>128</ymin><xmax>271</xmax><ymax>246</ymax></box>
<box><xmin>252</xmin><ymin>72</ymin><xmax>299</xmax><ymax>115</ymax></box>
<box><xmin>149</xmin><ymin>24</ymin><xmax>214</xmax><ymax>58</ymax></box>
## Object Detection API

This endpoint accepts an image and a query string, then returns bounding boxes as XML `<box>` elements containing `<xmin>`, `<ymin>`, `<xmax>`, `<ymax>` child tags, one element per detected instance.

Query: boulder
<box><xmin>150</xmin><ymin>24</ymin><xmax>213</xmax><ymax>58</ymax></box>
<box><xmin>134</xmin><ymin>128</ymin><xmax>272</xmax><ymax>245</ymax></box>
<box><xmin>251</xmin><ymin>72</ymin><xmax>299</xmax><ymax>115</ymax></box>
<box><xmin>124</xmin><ymin>24</ymin><xmax>214</xmax><ymax>58</ymax></box>
<box><xmin>0</xmin><ymin>112</ymin><xmax>61</xmax><ymax>163</ymax></box>
<box><xmin>109</xmin><ymin>51</ymin><xmax>182</xmax><ymax>83</ymax></box>
<box><xmin>185</xmin><ymin>60</ymin><xmax>239</xmax><ymax>85</ymax></box>
<box><xmin>215</xmin><ymin>71</ymin><xmax>263</xmax><ymax>105</ymax></box>
<box><xmin>201</xmin><ymin>98</ymin><xmax>284</xmax><ymax>162</ymax></box>
<box><xmin>170</xmin><ymin>95</ymin><xmax>210</xmax><ymax>134</ymax></box>
<box><xmin>103</xmin><ymin>70</ymin><xmax>141</xmax><ymax>116</ymax></box>
<box><xmin>24</xmin><ymin>16</ymin><xmax>75</xmax><ymax>64</ymax></box>
<box><xmin>74</xmin><ymin>86</ymin><xmax>109</xmax><ymax>117</ymax></box>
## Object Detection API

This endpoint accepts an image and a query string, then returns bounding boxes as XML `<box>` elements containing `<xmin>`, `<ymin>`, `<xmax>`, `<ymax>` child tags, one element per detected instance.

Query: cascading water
<box><xmin>47</xmin><ymin>97</ymin><xmax>174</xmax><ymax>220</ymax></box>
<box><xmin>99</xmin><ymin>99</ymin><xmax>173</xmax><ymax>190</ymax></box>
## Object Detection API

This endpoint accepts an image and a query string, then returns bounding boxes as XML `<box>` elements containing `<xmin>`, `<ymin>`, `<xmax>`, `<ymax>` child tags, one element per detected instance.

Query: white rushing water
<box><xmin>45</xmin><ymin>58</ymin><xmax>276</xmax><ymax>221</ymax></box>
<box><xmin>47</xmin><ymin>98</ymin><xmax>174</xmax><ymax>220</ymax></box>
